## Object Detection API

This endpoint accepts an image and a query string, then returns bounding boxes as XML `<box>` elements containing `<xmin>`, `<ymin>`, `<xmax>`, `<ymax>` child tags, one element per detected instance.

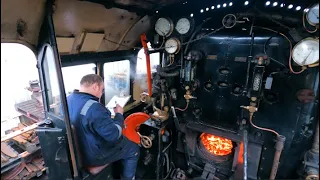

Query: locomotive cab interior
<box><xmin>1</xmin><ymin>0</ymin><xmax>319</xmax><ymax>179</ymax></box>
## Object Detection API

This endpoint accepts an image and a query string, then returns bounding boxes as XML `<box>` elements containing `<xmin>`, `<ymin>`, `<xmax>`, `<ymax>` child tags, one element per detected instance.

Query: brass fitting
<box><xmin>151</xmin><ymin>106</ymin><xmax>169</xmax><ymax>121</ymax></box>
<box><xmin>184</xmin><ymin>86</ymin><xmax>196</xmax><ymax>102</ymax></box>
<box><xmin>258</xmin><ymin>56</ymin><xmax>264</xmax><ymax>65</ymax></box>
<box><xmin>240</xmin><ymin>106</ymin><xmax>258</xmax><ymax>113</ymax></box>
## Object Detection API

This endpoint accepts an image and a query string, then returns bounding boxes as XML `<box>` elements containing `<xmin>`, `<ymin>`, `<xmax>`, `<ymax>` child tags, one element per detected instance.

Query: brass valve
<box><xmin>184</xmin><ymin>86</ymin><xmax>197</xmax><ymax>102</ymax></box>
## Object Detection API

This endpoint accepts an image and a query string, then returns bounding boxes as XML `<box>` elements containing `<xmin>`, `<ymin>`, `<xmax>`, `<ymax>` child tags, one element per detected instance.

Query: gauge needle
<box><xmin>302</xmin><ymin>50</ymin><xmax>313</xmax><ymax>65</ymax></box>
<box><xmin>155</xmin><ymin>28</ymin><xmax>166</xmax><ymax>36</ymax></box>
<box><xmin>311</xmin><ymin>10</ymin><xmax>319</xmax><ymax>19</ymax></box>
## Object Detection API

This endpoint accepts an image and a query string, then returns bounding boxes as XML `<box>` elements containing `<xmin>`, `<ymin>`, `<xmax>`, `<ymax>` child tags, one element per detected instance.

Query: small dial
<box><xmin>175</xmin><ymin>18</ymin><xmax>191</xmax><ymax>35</ymax></box>
<box><xmin>292</xmin><ymin>38</ymin><xmax>319</xmax><ymax>66</ymax></box>
<box><xmin>306</xmin><ymin>3</ymin><xmax>319</xmax><ymax>26</ymax></box>
<box><xmin>165</xmin><ymin>38</ymin><xmax>181</xmax><ymax>54</ymax></box>
<box><xmin>155</xmin><ymin>18</ymin><xmax>174</xmax><ymax>37</ymax></box>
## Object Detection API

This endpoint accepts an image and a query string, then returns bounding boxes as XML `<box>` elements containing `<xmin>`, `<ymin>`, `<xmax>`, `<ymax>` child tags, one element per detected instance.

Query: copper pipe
<box><xmin>270</xmin><ymin>135</ymin><xmax>286</xmax><ymax>180</ymax></box>
<box><xmin>140</xmin><ymin>33</ymin><xmax>152</xmax><ymax>96</ymax></box>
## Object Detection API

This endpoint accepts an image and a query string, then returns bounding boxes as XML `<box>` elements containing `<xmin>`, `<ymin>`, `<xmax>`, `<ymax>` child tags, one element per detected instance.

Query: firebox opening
<box><xmin>200</xmin><ymin>133</ymin><xmax>234</xmax><ymax>156</ymax></box>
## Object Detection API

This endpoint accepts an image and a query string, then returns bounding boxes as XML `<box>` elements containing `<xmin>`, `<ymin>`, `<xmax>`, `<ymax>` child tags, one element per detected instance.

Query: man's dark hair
<box><xmin>80</xmin><ymin>74</ymin><xmax>103</xmax><ymax>87</ymax></box>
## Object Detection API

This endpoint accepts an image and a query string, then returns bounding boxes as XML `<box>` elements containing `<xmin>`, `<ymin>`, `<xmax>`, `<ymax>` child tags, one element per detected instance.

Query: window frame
<box><xmin>38</xmin><ymin>44</ymin><xmax>70</xmax><ymax>126</ymax></box>
<box><xmin>60</xmin><ymin>50</ymin><xmax>138</xmax><ymax>106</ymax></box>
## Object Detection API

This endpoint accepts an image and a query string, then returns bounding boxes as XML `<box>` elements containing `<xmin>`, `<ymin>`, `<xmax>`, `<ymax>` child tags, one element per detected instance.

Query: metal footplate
<box><xmin>201</xmin><ymin>163</ymin><xmax>219</xmax><ymax>180</ymax></box>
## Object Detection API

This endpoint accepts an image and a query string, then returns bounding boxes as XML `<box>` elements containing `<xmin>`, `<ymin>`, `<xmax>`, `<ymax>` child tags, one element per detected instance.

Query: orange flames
<box><xmin>200</xmin><ymin>133</ymin><xmax>233</xmax><ymax>156</ymax></box>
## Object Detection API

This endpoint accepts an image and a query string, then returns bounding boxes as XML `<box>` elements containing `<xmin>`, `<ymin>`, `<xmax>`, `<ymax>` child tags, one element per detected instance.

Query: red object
<box><xmin>122</xmin><ymin>112</ymin><xmax>150</xmax><ymax>144</ymax></box>
<box><xmin>140</xmin><ymin>33</ymin><xmax>152</xmax><ymax>96</ymax></box>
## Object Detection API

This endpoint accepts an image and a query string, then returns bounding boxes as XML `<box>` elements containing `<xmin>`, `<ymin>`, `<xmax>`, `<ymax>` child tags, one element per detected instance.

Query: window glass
<box><xmin>1</xmin><ymin>43</ymin><xmax>43</xmax><ymax>137</ymax></box>
<box><xmin>134</xmin><ymin>44</ymin><xmax>160</xmax><ymax>98</ymax></box>
<box><xmin>42</xmin><ymin>46</ymin><xmax>61</xmax><ymax>116</ymax></box>
<box><xmin>136</xmin><ymin>43</ymin><xmax>160</xmax><ymax>74</ymax></box>
<box><xmin>103</xmin><ymin>60</ymin><xmax>130</xmax><ymax>104</ymax></box>
<box><xmin>62</xmin><ymin>64</ymin><xmax>96</xmax><ymax>95</ymax></box>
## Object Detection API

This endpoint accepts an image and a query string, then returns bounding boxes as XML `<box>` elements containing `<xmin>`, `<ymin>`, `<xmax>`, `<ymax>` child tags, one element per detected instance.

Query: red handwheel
<box><xmin>122</xmin><ymin>112</ymin><xmax>150</xmax><ymax>144</ymax></box>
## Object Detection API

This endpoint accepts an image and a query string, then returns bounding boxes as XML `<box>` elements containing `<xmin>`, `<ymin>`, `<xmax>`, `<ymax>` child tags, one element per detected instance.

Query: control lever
<box><xmin>171</xmin><ymin>106</ymin><xmax>181</xmax><ymax>132</ymax></box>
<box><xmin>171</xmin><ymin>107</ymin><xmax>191</xmax><ymax>167</ymax></box>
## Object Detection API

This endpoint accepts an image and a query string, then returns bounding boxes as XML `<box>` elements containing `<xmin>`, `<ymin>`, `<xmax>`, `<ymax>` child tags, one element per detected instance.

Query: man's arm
<box><xmin>113</xmin><ymin>104</ymin><xmax>124</xmax><ymax>127</ymax></box>
<box><xmin>91</xmin><ymin>104</ymin><xmax>124</xmax><ymax>142</ymax></box>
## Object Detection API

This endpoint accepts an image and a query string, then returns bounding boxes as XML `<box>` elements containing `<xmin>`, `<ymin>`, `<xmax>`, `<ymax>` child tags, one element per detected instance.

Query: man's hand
<box><xmin>114</xmin><ymin>104</ymin><xmax>124</xmax><ymax>115</ymax></box>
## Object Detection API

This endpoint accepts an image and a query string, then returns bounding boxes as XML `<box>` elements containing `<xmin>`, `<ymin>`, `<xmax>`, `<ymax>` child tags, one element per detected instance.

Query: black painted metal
<box><xmin>82</xmin><ymin>0</ymin><xmax>155</xmax><ymax>15</ymax></box>
<box><xmin>176</xmin><ymin>29</ymin><xmax>318</xmax><ymax>179</ymax></box>
<box><xmin>36</xmin><ymin>127</ymin><xmax>73</xmax><ymax>180</ymax></box>
<box><xmin>60</xmin><ymin>50</ymin><xmax>137</xmax><ymax>67</ymax></box>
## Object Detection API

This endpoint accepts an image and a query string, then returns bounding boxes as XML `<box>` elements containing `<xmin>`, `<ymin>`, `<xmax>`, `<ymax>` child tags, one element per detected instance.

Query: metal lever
<box><xmin>171</xmin><ymin>107</ymin><xmax>181</xmax><ymax>132</ymax></box>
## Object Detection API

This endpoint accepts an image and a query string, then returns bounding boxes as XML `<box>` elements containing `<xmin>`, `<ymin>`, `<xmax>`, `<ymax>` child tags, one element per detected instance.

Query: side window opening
<box><xmin>1</xmin><ymin>43</ymin><xmax>42</xmax><ymax>137</ymax></box>
<box><xmin>0</xmin><ymin>43</ymin><xmax>45</xmax><ymax>168</ymax></box>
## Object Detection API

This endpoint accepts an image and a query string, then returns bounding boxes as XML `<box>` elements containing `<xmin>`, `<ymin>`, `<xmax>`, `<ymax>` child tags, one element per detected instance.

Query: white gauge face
<box><xmin>165</xmin><ymin>38</ymin><xmax>180</xmax><ymax>54</ymax></box>
<box><xmin>175</xmin><ymin>18</ymin><xmax>191</xmax><ymax>35</ymax></box>
<box><xmin>292</xmin><ymin>38</ymin><xmax>319</xmax><ymax>66</ymax></box>
<box><xmin>155</xmin><ymin>18</ymin><xmax>173</xmax><ymax>37</ymax></box>
<box><xmin>307</xmin><ymin>4</ymin><xmax>319</xmax><ymax>25</ymax></box>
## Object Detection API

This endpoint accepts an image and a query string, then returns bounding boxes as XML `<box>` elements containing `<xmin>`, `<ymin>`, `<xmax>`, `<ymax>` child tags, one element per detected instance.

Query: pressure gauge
<box><xmin>155</xmin><ymin>18</ymin><xmax>174</xmax><ymax>37</ymax></box>
<box><xmin>175</xmin><ymin>18</ymin><xmax>192</xmax><ymax>35</ymax></box>
<box><xmin>292</xmin><ymin>38</ymin><xmax>319</xmax><ymax>66</ymax></box>
<box><xmin>306</xmin><ymin>3</ymin><xmax>319</xmax><ymax>26</ymax></box>
<box><xmin>165</xmin><ymin>38</ymin><xmax>181</xmax><ymax>54</ymax></box>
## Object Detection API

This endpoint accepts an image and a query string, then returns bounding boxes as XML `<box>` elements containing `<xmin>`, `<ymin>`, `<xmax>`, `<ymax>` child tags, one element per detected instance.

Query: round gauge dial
<box><xmin>306</xmin><ymin>3</ymin><xmax>319</xmax><ymax>26</ymax></box>
<box><xmin>292</xmin><ymin>38</ymin><xmax>319</xmax><ymax>66</ymax></box>
<box><xmin>175</xmin><ymin>18</ymin><xmax>191</xmax><ymax>35</ymax></box>
<box><xmin>155</xmin><ymin>18</ymin><xmax>174</xmax><ymax>37</ymax></box>
<box><xmin>165</xmin><ymin>38</ymin><xmax>181</xmax><ymax>54</ymax></box>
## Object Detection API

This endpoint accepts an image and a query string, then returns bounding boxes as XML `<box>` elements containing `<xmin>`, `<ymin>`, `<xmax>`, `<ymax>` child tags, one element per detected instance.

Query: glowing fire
<box><xmin>200</xmin><ymin>133</ymin><xmax>233</xmax><ymax>156</ymax></box>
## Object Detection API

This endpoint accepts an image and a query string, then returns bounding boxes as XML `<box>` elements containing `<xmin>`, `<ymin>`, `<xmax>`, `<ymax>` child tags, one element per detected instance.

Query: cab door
<box><xmin>35</xmin><ymin>1</ymin><xmax>79</xmax><ymax>179</ymax></box>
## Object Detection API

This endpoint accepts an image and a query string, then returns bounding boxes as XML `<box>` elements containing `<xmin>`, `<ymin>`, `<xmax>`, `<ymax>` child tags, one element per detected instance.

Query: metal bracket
<box><xmin>200</xmin><ymin>163</ymin><xmax>219</xmax><ymax>180</ymax></box>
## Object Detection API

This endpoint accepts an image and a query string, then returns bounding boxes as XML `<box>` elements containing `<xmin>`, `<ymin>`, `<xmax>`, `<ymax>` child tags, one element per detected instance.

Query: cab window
<box><xmin>134</xmin><ymin>46</ymin><xmax>160</xmax><ymax>100</ymax></box>
<box><xmin>42</xmin><ymin>46</ymin><xmax>61</xmax><ymax>116</ymax></box>
<box><xmin>62</xmin><ymin>63</ymin><xmax>96</xmax><ymax>95</ymax></box>
<box><xmin>103</xmin><ymin>60</ymin><xmax>131</xmax><ymax>104</ymax></box>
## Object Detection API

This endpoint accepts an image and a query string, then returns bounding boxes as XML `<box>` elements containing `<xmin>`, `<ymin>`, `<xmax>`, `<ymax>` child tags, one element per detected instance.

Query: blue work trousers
<box><xmin>117</xmin><ymin>139</ymin><xmax>140</xmax><ymax>180</ymax></box>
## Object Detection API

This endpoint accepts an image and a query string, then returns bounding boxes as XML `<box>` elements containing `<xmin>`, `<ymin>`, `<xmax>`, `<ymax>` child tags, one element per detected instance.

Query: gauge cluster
<box><xmin>154</xmin><ymin>17</ymin><xmax>195</xmax><ymax>54</ymax></box>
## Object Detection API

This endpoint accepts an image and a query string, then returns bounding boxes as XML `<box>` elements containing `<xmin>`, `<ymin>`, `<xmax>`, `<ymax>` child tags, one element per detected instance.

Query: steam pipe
<box><xmin>140</xmin><ymin>33</ymin><xmax>152</xmax><ymax>96</ymax></box>
<box><xmin>241</xmin><ymin>106</ymin><xmax>285</xmax><ymax>180</ymax></box>
<box><xmin>237</xmin><ymin>12</ymin><xmax>300</xmax><ymax>25</ymax></box>
<box><xmin>270</xmin><ymin>135</ymin><xmax>286</xmax><ymax>180</ymax></box>
<box><xmin>312</xmin><ymin>120</ymin><xmax>319</xmax><ymax>154</ymax></box>
<box><xmin>184</xmin><ymin>18</ymin><xmax>212</xmax><ymax>55</ymax></box>
<box><xmin>243</xmin><ymin>129</ymin><xmax>248</xmax><ymax>180</ymax></box>
<box><xmin>157</xmin><ymin>65</ymin><xmax>179</xmax><ymax>72</ymax></box>
<box><xmin>244</xmin><ymin>31</ymin><xmax>254</xmax><ymax>95</ymax></box>
<box><xmin>157</xmin><ymin>69</ymin><xmax>180</xmax><ymax>77</ymax></box>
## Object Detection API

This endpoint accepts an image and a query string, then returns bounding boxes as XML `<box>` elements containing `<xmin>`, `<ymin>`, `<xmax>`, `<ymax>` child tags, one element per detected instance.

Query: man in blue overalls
<box><xmin>66</xmin><ymin>74</ymin><xmax>139</xmax><ymax>180</ymax></box>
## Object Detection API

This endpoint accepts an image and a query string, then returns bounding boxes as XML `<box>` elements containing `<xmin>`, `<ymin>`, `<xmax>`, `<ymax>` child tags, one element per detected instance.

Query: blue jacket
<box><xmin>67</xmin><ymin>91</ymin><xmax>127</xmax><ymax>166</ymax></box>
